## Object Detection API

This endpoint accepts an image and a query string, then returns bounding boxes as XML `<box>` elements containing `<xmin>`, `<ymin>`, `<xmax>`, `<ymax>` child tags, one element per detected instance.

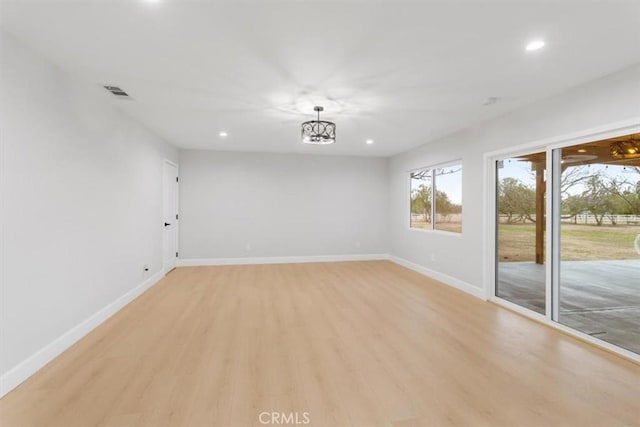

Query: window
<box><xmin>410</xmin><ymin>164</ymin><xmax>462</xmax><ymax>233</ymax></box>
<box><xmin>434</xmin><ymin>166</ymin><xmax>463</xmax><ymax>232</ymax></box>
<box><xmin>410</xmin><ymin>168</ymin><xmax>432</xmax><ymax>229</ymax></box>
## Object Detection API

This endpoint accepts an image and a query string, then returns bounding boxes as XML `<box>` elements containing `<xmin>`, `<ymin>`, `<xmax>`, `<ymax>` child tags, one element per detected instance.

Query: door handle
<box><xmin>164</xmin><ymin>222</ymin><xmax>171</xmax><ymax>227</ymax></box>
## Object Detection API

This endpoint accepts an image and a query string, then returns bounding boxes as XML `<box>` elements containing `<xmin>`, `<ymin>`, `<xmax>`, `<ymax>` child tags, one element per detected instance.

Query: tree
<box><xmin>606</xmin><ymin>174</ymin><xmax>640</xmax><ymax>215</ymax></box>
<box><xmin>411</xmin><ymin>184</ymin><xmax>431</xmax><ymax>222</ymax></box>
<box><xmin>581</xmin><ymin>175</ymin><xmax>615</xmax><ymax>226</ymax></box>
<box><xmin>435</xmin><ymin>190</ymin><xmax>461</xmax><ymax>221</ymax></box>
<box><xmin>562</xmin><ymin>194</ymin><xmax>587</xmax><ymax>223</ymax></box>
<box><xmin>498</xmin><ymin>177</ymin><xmax>536</xmax><ymax>223</ymax></box>
<box><xmin>560</xmin><ymin>166</ymin><xmax>593</xmax><ymax>196</ymax></box>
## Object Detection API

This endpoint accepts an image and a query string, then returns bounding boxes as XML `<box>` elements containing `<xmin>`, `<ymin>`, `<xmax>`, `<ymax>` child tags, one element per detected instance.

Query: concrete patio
<box><xmin>497</xmin><ymin>260</ymin><xmax>640</xmax><ymax>354</ymax></box>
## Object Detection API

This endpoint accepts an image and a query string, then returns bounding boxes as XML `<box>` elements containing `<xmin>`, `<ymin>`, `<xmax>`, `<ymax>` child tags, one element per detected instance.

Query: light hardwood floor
<box><xmin>1</xmin><ymin>261</ymin><xmax>639</xmax><ymax>426</ymax></box>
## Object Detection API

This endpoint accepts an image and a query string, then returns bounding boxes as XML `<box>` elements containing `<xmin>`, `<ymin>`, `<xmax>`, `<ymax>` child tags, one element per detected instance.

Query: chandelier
<box><xmin>301</xmin><ymin>106</ymin><xmax>336</xmax><ymax>145</ymax></box>
<box><xmin>610</xmin><ymin>137</ymin><xmax>640</xmax><ymax>160</ymax></box>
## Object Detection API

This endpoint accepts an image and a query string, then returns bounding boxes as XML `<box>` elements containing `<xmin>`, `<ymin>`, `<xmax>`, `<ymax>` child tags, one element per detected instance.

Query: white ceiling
<box><xmin>2</xmin><ymin>0</ymin><xmax>639</xmax><ymax>156</ymax></box>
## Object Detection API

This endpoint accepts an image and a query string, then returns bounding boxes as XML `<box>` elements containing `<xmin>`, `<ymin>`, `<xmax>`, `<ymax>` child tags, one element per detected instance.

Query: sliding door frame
<box><xmin>485</xmin><ymin>145</ymin><xmax>550</xmax><ymax>322</ymax></box>
<box><xmin>483</xmin><ymin>118</ymin><xmax>640</xmax><ymax>363</ymax></box>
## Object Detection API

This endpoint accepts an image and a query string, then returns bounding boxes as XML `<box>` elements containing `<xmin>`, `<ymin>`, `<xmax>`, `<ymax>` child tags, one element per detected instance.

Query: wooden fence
<box><xmin>497</xmin><ymin>214</ymin><xmax>640</xmax><ymax>225</ymax></box>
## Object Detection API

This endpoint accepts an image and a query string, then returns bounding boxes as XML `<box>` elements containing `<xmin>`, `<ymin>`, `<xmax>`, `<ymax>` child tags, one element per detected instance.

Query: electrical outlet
<box><xmin>355</xmin><ymin>241</ymin><xmax>361</xmax><ymax>248</ymax></box>
<box><xmin>245</xmin><ymin>242</ymin><xmax>252</xmax><ymax>252</ymax></box>
<box><xmin>143</xmin><ymin>264</ymin><xmax>149</xmax><ymax>272</ymax></box>
<box><xmin>430</xmin><ymin>254</ymin><xmax>436</xmax><ymax>262</ymax></box>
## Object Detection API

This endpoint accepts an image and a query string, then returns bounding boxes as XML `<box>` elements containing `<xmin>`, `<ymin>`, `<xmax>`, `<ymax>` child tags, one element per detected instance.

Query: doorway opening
<box><xmin>163</xmin><ymin>160</ymin><xmax>179</xmax><ymax>274</ymax></box>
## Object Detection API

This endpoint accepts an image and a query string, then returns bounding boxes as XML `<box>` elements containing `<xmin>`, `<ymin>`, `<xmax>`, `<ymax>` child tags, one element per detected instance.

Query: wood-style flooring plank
<box><xmin>1</xmin><ymin>261</ymin><xmax>638</xmax><ymax>426</ymax></box>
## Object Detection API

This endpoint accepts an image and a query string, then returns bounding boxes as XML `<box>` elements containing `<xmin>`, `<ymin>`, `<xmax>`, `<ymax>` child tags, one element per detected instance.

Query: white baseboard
<box><xmin>176</xmin><ymin>253</ymin><xmax>390</xmax><ymax>267</ymax></box>
<box><xmin>389</xmin><ymin>255</ymin><xmax>486</xmax><ymax>300</ymax></box>
<box><xmin>177</xmin><ymin>254</ymin><xmax>485</xmax><ymax>300</ymax></box>
<box><xmin>0</xmin><ymin>270</ymin><xmax>165</xmax><ymax>398</ymax></box>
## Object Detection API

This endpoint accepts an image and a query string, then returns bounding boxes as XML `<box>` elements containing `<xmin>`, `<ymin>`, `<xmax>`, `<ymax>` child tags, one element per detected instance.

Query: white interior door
<box><xmin>163</xmin><ymin>161</ymin><xmax>179</xmax><ymax>273</ymax></box>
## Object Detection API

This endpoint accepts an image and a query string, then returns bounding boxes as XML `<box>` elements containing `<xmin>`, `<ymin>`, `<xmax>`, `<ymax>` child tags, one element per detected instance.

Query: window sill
<box><xmin>408</xmin><ymin>227</ymin><xmax>463</xmax><ymax>237</ymax></box>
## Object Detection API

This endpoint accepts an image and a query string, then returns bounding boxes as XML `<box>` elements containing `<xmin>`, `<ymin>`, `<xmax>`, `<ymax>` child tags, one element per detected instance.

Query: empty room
<box><xmin>1</xmin><ymin>1</ymin><xmax>639</xmax><ymax>426</ymax></box>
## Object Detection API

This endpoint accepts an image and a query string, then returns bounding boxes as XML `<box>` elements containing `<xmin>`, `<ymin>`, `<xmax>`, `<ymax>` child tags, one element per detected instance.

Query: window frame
<box><xmin>408</xmin><ymin>160</ymin><xmax>463</xmax><ymax>235</ymax></box>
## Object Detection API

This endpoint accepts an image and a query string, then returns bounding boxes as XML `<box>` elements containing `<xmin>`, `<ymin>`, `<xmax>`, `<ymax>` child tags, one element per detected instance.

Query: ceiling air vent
<box><xmin>103</xmin><ymin>85</ymin><xmax>129</xmax><ymax>97</ymax></box>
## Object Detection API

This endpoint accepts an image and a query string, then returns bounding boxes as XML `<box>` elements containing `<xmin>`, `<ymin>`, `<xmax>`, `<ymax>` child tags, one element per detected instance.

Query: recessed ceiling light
<box><xmin>366</xmin><ymin>139</ymin><xmax>374</xmax><ymax>145</ymax></box>
<box><xmin>577</xmin><ymin>149</ymin><xmax>587</xmax><ymax>153</ymax></box>
<box><xmin>219</xmin><ymin>131</ymin><xmax>228</xmax><ymax>137</ymax></box>
<box><xmin>526</xmin><ymin>40</ymin><xmax>545</xmax><ymax>51</ymax></box>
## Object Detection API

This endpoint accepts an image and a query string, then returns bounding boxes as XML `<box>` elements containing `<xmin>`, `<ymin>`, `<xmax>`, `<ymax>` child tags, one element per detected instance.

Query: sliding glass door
<box><xmin>495</xmin><ymin>151</ymin><xmax>547</xmax><ymax>315</ymax></box>
<box><xmin>494</xmin><ymin>133</ymin><xmax>640</xmax><ymax>355</ymax></box>
<box><xmin>555</xmin><ymin>137</ymin><xmax>640</xmax><ymax>354</ymax></box>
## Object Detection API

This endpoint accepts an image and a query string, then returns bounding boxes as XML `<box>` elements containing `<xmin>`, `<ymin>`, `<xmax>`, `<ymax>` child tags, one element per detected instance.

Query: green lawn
<box><xmin>498</xmin><ymin>223</ymin><xmax>640</xmax><ymax>261</ymax></box>
<box><xmin>411</xmin><ymin>220</ymin><xmax>462</xmax><ymax>233</ymax></box>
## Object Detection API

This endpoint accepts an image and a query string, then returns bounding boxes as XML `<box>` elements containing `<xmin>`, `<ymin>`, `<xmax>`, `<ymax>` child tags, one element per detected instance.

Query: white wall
<box><xmin>179</xmin><ymin>150</ymin><xmax>388</xmax><ymax>260</ymax></box>
<box><xmin>389</xmin><ymin>63</ymin><xmax>640</xmax><ymax>295</ymax></box>
<box><xmin>0</xmin><ymin>31</ymin><xmax>178</xmax><ymax>387</ymax></box>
